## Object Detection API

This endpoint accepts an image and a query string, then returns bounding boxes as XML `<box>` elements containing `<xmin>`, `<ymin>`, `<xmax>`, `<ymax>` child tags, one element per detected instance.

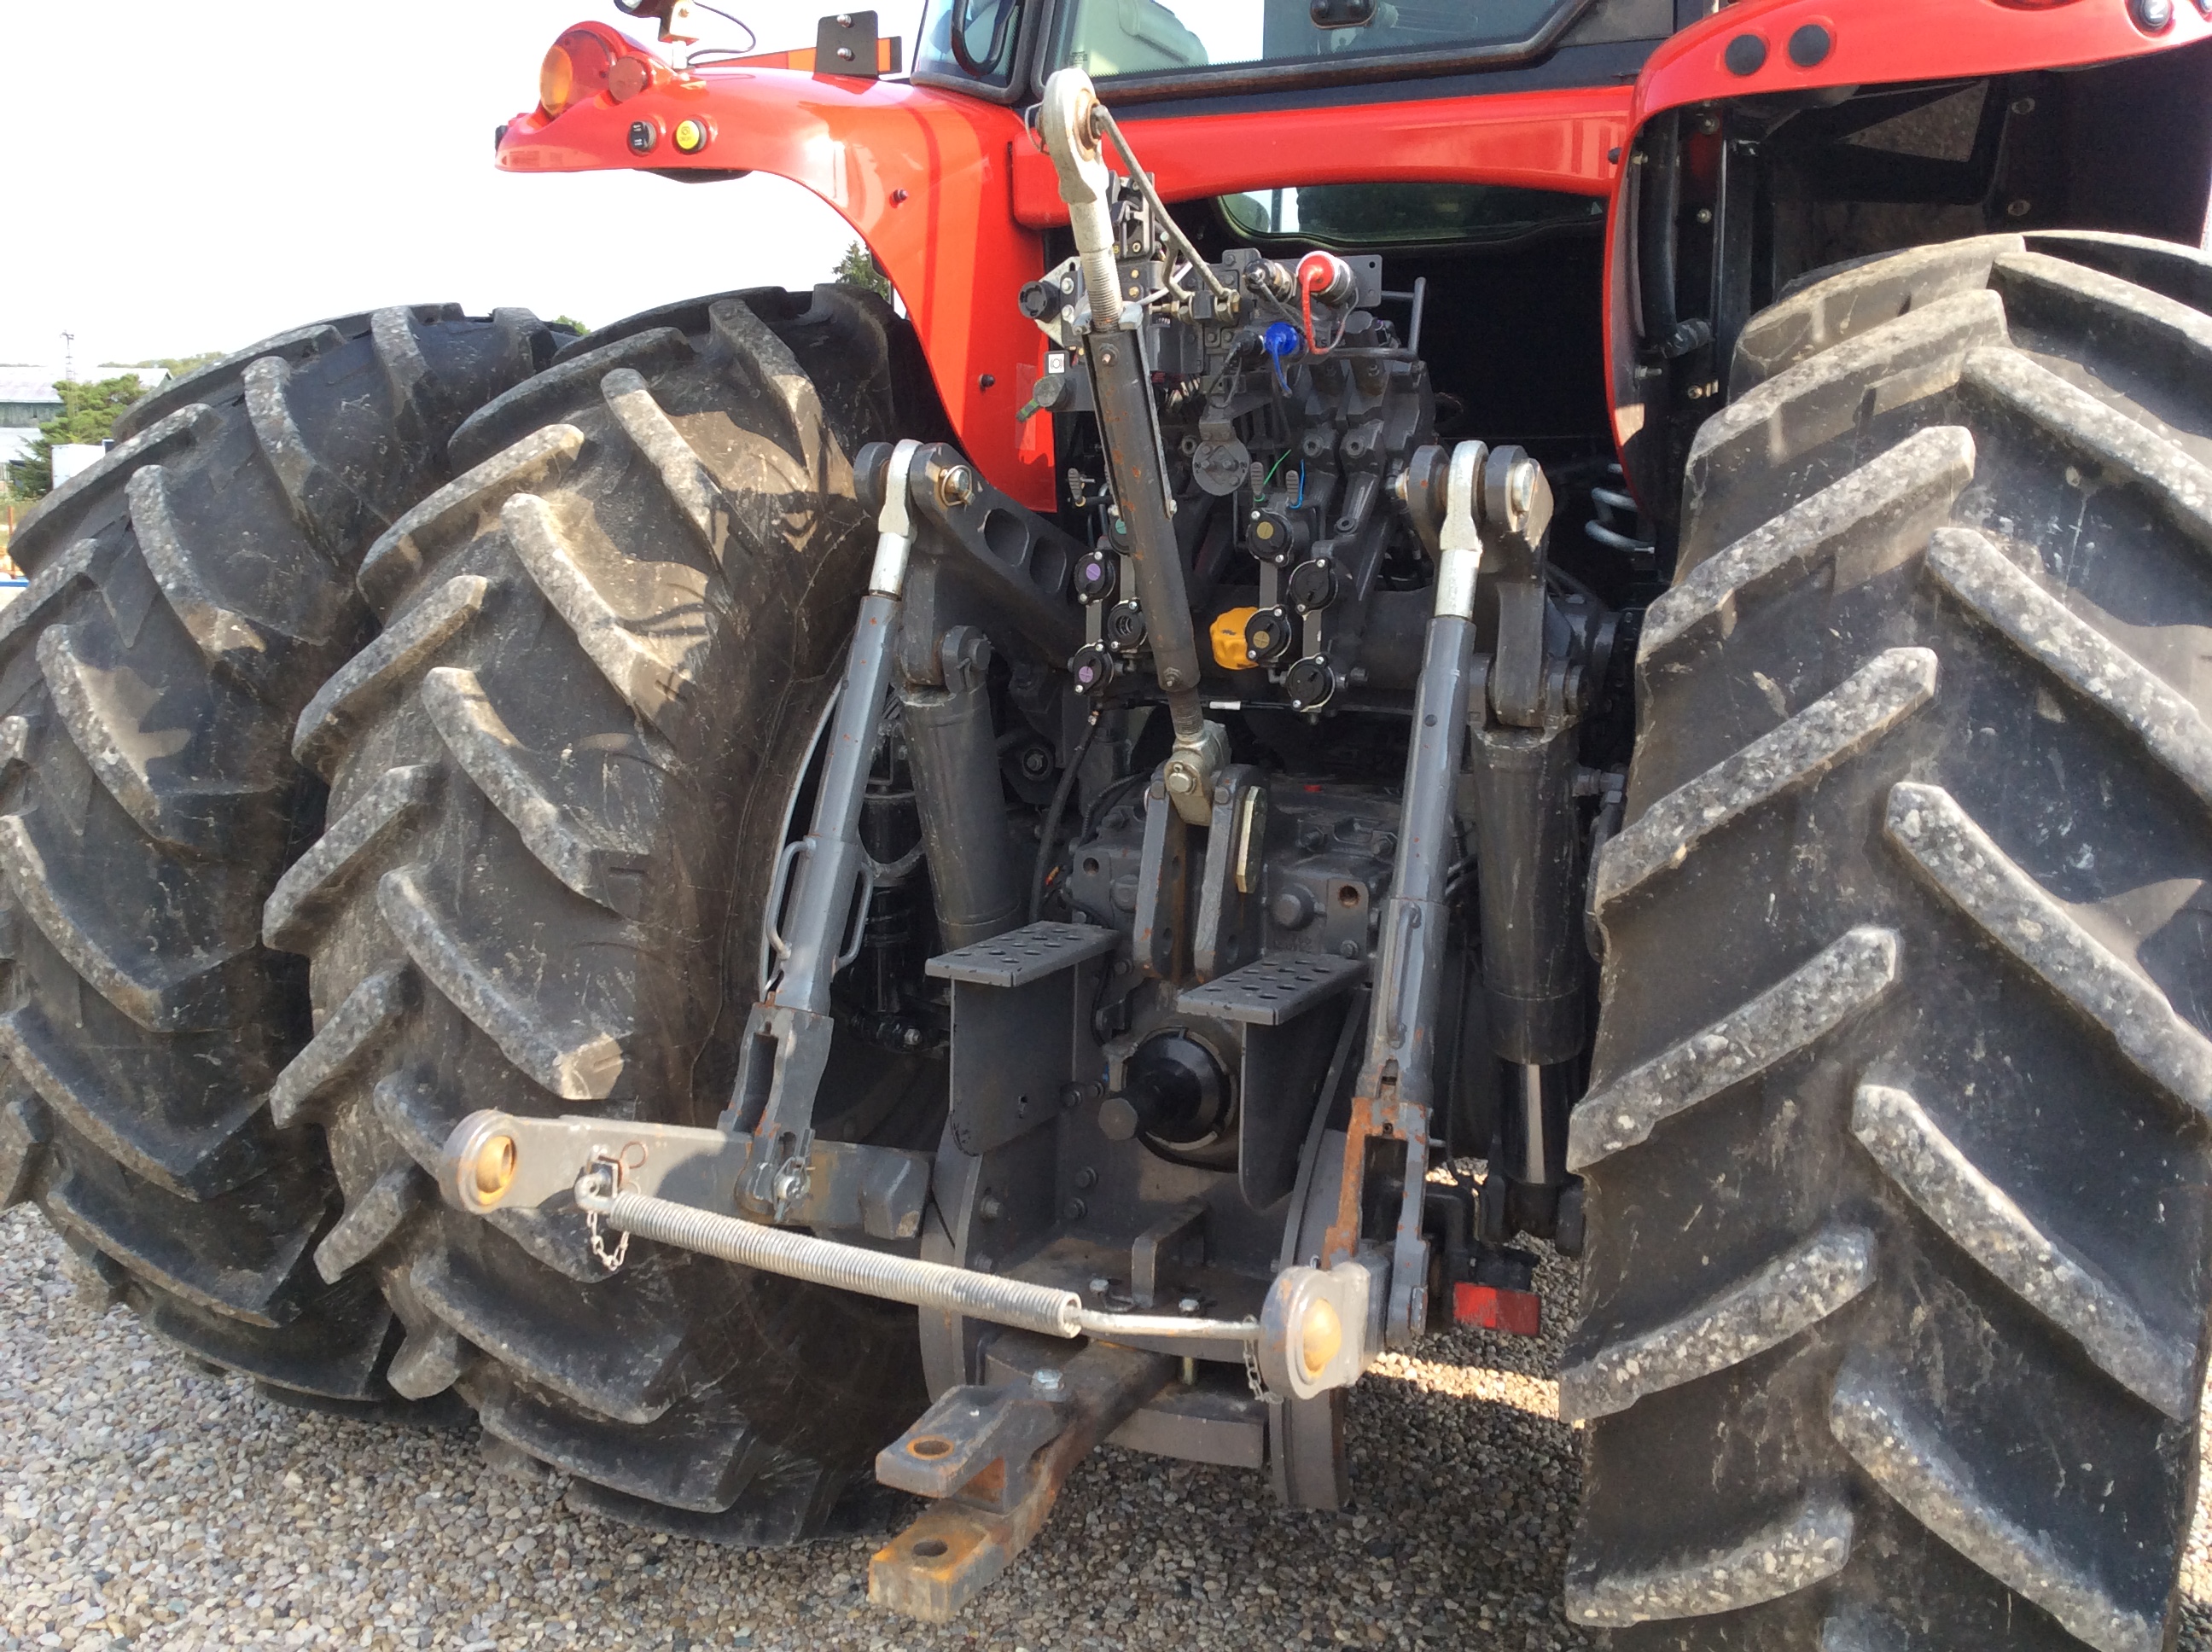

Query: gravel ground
<box><xmin>3</xmin><ymin>1202</ymin><xmax>2209</xmax><ymax>1652</ymax></box>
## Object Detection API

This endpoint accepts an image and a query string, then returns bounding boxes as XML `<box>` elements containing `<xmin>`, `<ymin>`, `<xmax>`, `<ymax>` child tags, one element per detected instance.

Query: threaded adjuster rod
<box><xmin>575</xmin><ymin>1178</ymin><xmax>1259</xmax><ymax>1344</ymax></box>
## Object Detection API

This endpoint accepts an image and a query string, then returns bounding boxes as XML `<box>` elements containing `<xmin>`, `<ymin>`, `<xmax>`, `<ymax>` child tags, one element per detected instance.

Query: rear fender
<box><xmin>498</xmin><ymin>24</ymin><xmax>1634</xmax><ymax>510</ymax></box>
<box><xmin>1605</xmin><ymin>0</ymin><xmax>2212</xmax><ymax>519</ymax></box>
<box><xmin>500</xmin><ymin>28</ymin><xmax>1056</xmax><ymax>507</ymax></box>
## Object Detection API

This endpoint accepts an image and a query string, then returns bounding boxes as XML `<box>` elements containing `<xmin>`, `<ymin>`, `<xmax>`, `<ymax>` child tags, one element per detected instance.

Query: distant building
<box><xmin>48</xmin><ymin>445</ymin><xmax>107</xmax><ymax>489</ymax></box>
<box><xmin>0</xmin><ymin>366</ymin><xmax>168</xmax><ymax>471</ymax></box>
<box><xmin>0</xmin><ymin>374</ymin><xmax>61</xmax><ymax>472</ymax></box>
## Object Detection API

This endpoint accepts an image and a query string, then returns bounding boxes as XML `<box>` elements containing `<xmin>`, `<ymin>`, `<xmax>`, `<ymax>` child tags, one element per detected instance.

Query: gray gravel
<box><xmin>2</xmin><ymin>1203</ymin><xmax>2208</xmax><ymax>1651</ymax></box>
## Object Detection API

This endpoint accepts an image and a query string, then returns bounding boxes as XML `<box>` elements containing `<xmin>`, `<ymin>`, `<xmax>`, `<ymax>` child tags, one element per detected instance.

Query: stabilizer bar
<box><xmin>573</xmin><ymin>1174</ymin><xmax>1264</xmax><ymax>1345</ymax></box>
<box><xmin>582</xmin><ymin>1177</ymin><xmax>1086</xmax><ymax>1336</ymax></box>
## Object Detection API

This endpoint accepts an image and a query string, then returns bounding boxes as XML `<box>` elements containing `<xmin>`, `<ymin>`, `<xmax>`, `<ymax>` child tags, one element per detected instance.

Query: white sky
<box><xmin>0</xmin><ymin>3</ymin><xmax>927</xmax><ymax>369</ymax></box>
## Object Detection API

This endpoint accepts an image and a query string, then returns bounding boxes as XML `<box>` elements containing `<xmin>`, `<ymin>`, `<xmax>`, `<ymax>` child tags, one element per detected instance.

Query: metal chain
<box><xmin>585</xmin><ymin>1154</ymin><xmax>631</xmax><ymax>1274</ymax></box>
<box><xmin>1244</xmin><ymin>1338</ymin><xmax>1275</xmax><ymax>1405</ymax></box>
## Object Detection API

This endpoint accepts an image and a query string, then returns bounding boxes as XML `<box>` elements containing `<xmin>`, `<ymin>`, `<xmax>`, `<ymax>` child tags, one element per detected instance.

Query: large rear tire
<box><xmin>270</xmin><ymin>287</ymin><xmax>946</xmax><ymax>1538</ymax></box>
<box><xmin>0</xmin><ymin>307</ymin><xmax>556</xmax><ymax>1407</ymax></box>
<box><xmin>1568</xmin><ymin>232</ymin><xmax>2212</xmax><ymax>1649</ymax></box>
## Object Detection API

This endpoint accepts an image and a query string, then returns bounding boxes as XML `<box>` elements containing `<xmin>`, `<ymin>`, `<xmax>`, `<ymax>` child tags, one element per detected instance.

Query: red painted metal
<box><xmin>498</xmin><ymin>32</ymin><xmax>1632</xmax><ymax>503</ymax></box>
<box><xmin>1601</xmin><ymin>0</ymin><xmax>2212</xmax><ymax>497</ymax></box>
<box><xmin>501</xmin><ymin>33</ymin><xmax>1057</xmax><ymax>506</ymax></box>
<box><xmin>1454</xmin><ymin>1281</ymin><xmax>1543</xmax><ymax>1337</ymax></box>
<box><xmin>1631</xmin><ymin>0</ymin><xmax>2209</xmax><ymax>128</ymax></box>
<box><xmin>1006</xmin><ymin>86</ymin><xmax>1629</xmax><ymax>228</ymax></box>
<box><xmin>503</xmin><ymin>3</ymin><xmax>2207</xmax><ymax>505</ymax></box>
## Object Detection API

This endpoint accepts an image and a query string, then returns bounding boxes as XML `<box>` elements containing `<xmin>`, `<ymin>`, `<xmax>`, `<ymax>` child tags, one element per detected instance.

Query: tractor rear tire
<box><xmin>1569</xmin><ymin>231</ymin><xmax>2212</xmax><ymax>1650</ymax></box>
<box><xmin>270</xmin><ymin>286</ymin><xmax>946</xmax><ymax>1539</ymax></box>
<box><xmin>0</xmin><ymin>306</ymin><xmax>557</xmax><ymax>1408</ymax></box>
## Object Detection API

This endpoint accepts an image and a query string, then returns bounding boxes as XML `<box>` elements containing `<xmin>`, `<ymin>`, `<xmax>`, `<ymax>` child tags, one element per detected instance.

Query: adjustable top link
<box><xmin>1039</xmin><ymin>66</ymin><xmax>1226</xmax><ymax>824</ymax></box>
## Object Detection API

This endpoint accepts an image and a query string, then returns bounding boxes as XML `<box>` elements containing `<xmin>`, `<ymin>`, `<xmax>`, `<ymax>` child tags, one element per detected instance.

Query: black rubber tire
<box><xmin>268</xmin><ymin>286</ymin><xmax>946</xmax><ymax>1539</ymax></box>
<box><xmin>1565</xmin><ymin>231</ymin><xmax>2212</xmax><ymax>1651</ymax></box>
<box><xmin>0</xmin><ymin>305</ymin><xmax>558</xmax><ymax>1407</ymax></box>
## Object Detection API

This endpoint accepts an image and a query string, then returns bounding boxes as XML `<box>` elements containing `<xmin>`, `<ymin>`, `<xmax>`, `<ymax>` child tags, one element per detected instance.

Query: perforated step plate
<box><xmin>1178</xmin><ymin>952</ymin><xmax>1366</xmax><ymax>1027</ymax></box>
<box><xmin>926</xmin><ymin>922</ymin><xmax>1121</xmax><ymax>989</ymax></box>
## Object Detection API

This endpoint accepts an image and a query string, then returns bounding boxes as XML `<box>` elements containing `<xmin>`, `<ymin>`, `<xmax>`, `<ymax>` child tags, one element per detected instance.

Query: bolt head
<box><xmin>1508</xmin><ymin>460</ymin><xmax>1538</xmax><ymax>517</ymax></box>
<box><xmin>1089</xmin><ymin>1277</ymin><xmax>1113</xmax><ymax>1295</ymax></box>
<box><xmin>1032</xmin><ymin>1368</ymin><xmax>1065</xmax><ymax>1396</ymax></box>
<box><xmin>1178</xmin><ymin>1296</ymin><xmax>1202</xmax><ymax>1315</ymax></box>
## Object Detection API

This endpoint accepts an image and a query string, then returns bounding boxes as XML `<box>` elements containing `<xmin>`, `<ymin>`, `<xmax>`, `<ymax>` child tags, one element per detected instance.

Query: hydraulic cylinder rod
<box><xmin>900</xmin><ymin>627</ymin><xmax>1024</xmax><ymax>949</ymax></box>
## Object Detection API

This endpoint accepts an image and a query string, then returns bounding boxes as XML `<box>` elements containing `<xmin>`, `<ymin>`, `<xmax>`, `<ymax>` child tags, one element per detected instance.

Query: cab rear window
<box><xmin>1052</xmin><ymin>0</ymin><xmax>1578</xmax><ymax>80</ymax></box>
<box><xmin>1220</xmin><ymin>183</ymin><xmax>1604</xmax><ymax>247</ymax></box>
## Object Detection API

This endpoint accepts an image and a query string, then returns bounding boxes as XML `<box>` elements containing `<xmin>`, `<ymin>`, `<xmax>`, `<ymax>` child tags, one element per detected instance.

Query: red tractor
<box><xmin>9</xmin><ymin>0</ymin><xmax>2212</xmax><ymax>1643</ymax></box>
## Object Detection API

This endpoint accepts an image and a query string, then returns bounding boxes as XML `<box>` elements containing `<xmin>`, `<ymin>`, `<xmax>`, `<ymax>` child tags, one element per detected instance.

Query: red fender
<box><xmin>498</xmin><ymin>26</ymin><xmax>1633</xmax><ymax>507</ymax></box>
<box><xmin>1602</xmin><ymin>0</ymin><xmax>2212</xmax><ymax>510</ymax></box>
<box><xmin>501</xmin><ymin>6</ymin><xmax>2209</xmax><ymax>512</ymax></box>
<box><xmin>502</xmin><ymin>31</ymin><xmax>1056</xmax><ymax>506</ymax></box>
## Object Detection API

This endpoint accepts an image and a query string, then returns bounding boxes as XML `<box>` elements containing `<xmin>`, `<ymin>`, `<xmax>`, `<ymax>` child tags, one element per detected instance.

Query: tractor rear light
<box><xmin>540</xmin><ymin>26</ymin><xmax>619</xmax><ymax>119</ymax></box>
<box><xmin>540</xmin><ymin>44</ymin><xmax>574</xmax><ymax>116</ymax></box>
<box><xmin>1454</xmin><ymin>1281</ymin><xmax>1542</xmax><ymax>1336</ymax></box>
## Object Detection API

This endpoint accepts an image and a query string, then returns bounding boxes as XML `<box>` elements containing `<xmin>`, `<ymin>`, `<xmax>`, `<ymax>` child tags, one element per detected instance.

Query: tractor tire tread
<box><xmin>1571</xmin><ymin>232</ymin><xmax>2212</xmax><ymax>1650</ymax></box>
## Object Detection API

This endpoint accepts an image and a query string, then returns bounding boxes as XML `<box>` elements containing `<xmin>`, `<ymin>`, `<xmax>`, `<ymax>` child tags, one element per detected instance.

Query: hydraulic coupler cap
<box><xmin>1211</xmin><ymin>606</ymin><xmax>1261</xmax><ymax>670</ymax></box>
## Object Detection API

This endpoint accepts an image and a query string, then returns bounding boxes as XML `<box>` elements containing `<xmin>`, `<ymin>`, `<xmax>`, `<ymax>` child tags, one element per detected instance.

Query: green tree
<box><xmin>834</xmin><ymin>241</ymin><xmax>893</xmax><ymax>300</ymax></box>
<box><xmin>5</xmin><ymin>375</ymin><xmax>147</xmax><ymax>501</ymax></box>
<box><xmin>553</xmin><ymin>315</ymin><xmax>591</xmax><ymax>337</ymax></box>
<box><xmin>127</xmin><ymin>352</ymin><xmax>223</xmax><ymax>377</ymax></box>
